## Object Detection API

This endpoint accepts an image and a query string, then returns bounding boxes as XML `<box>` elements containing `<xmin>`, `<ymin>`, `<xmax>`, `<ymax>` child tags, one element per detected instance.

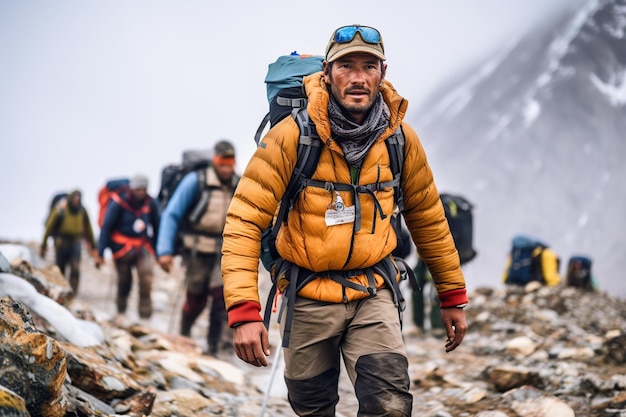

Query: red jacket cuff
<box><xmin>438</xmin><ymin>288</ymin><xmax>469</xmax><ymax>308</ymax></box>
<box><xmin>227</xmin><ymin>301</ymin><xmax>263</xmax><ymax>327</ymax></box>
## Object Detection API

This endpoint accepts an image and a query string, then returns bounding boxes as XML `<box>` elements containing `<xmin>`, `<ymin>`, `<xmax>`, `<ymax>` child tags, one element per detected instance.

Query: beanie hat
<box><xmin>129</xmin><ymin>174</ymin><xmax>149</xmax><ymax>190</ymax></box>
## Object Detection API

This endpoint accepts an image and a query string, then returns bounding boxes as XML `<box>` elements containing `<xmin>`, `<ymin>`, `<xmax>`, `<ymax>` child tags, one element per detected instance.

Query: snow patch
<box><xmin>0</xmin><ymin>272</ymin><xmax>104</xmax><ymax>347</ymax></box>
<box><xmin>590</xmin><ymin>70</ymin><xmax>626</xmax><ymax>106</ymax></box>
<box><xmin>0</xmin><ymin>243</ymin><xmax>33</xmax><ymax>264</ymax></box>
<box><xmin>523</xmin><ymin>99</ymin><xmax>541</xmax><ymax>127</ymax></box>
<box><xmin>520</xmin><ymin>0</ymin><xmax>603</xmax><ymax>122</ymax></box>
<box><xmin>603</xmin><ymin>5</ymin><xmax>626</xmax><ymax>38</ymax></box>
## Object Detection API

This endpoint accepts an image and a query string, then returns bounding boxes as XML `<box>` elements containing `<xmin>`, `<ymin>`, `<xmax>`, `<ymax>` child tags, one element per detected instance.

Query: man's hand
<box><xmin>441</xmin><ymin>307</ymin><xmax>467</xmax><ymax>353</ymax></box>
<box><xmin>233</xmin><ymin>322</ymin><xmax>271</xmax><ymax>367</ymax></box>
<box><xmin>158</xmin><ymin>255</ymin><xmax>173</xmax><ymax>273</ymax></box>
<box><xmin>94</xmin><ymin>256</ymin><xmax>105</xmax><ymax>269</ymax></box>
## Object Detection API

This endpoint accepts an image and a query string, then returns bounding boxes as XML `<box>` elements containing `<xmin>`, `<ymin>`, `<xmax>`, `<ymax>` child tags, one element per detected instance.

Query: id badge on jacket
<box><xmin>325</xmin><ymin>192</ymin><xmax>355</xmax><ymax>226</ymax></box>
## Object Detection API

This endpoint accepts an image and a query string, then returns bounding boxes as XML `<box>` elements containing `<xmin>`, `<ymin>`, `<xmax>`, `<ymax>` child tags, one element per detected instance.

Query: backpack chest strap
<box><xmin>111</xmin><ymin>193</ymin><xmax>151</xmax><ymax>217</ymax></box>
<box><xmin>301</xmin><ymin>179</ymin><xmax>399</xmax><ymax>233</ymax></box>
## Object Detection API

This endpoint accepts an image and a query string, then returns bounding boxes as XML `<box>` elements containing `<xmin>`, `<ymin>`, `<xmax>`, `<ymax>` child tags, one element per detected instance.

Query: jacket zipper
<box><xmin>342</xmin><ymin>165</ymin><xmax>360</xmax><ymax>268</ymax></box>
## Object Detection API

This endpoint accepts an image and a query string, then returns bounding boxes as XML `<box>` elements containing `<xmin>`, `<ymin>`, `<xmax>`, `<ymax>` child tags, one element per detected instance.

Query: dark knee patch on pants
<box><xmin>355</xmin><ymin>353</ymin><xmax>412</xmax><ymax>416</ymax></box>
<box><xmin>183</xmin><ymin>293</ymin><xmax>208</xmax><ymax>317</ymax></box>
<box><xmin>285</xmin><ymin>367</ymin><xmax>339</xmax><ymax>416</ymax></box>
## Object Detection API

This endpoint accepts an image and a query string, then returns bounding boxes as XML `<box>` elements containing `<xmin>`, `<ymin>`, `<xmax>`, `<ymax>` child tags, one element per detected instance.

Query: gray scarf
<box><xmin>328</xmin><ymin>92</ymin><xmax>390</xmax><ymax>167</ymax></box>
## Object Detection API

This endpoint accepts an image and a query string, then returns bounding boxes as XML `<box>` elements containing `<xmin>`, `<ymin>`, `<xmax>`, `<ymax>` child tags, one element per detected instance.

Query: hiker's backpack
<box><xmin>97</xmin><ymin>178</ymin><xmax>130</xmax><ymax>228</ymax></box>
<box><xmin>392</xmin><ymin>220</ymin><xmax>412</xmax><ymax>260</ymax></box>
<box><xmin>255</xmin><ymin>52</ymin><xmax>407</xmax><ymax>272</ymax></box>
<box><xmin>44</xmin><ymin>191</ymin><xmax>69</xmax><ymax>236</ymax></box>
<box><xmin>254</xmin><ymin>52</ymin><xmax>325</xmax><ymax>145</ymax></box>
<box><xmin>157</xmin><ymin>149</ymin><xmax>213</xmax><ymax>213</ymax></box>
<box><xmin>439</xmin><ymin>193</ymin><xmax>477</xmax><ymax>265</ymax></box>
<box><xmin>504</xmin><ymin>235</ymin><xmax>561</xmax><ymax>286</ymax></box>
<box><xmin>157</xmin><ymin>149</ymin><xmax>228</xmax><ymax>255</ymax></box>
<box><xmin>44</xmin><ymin>191</ymin><xmax>68</xmax><ymax>223</ymax></box>
<box><xmin>49</xmin><ymin>192</ymin><xmax>68</xmax><ymax>214</ymax></box>
<box><xmin>566</xmin><ymin>255</ymin><xmax>594</xmax><ymax>290</ymax></box>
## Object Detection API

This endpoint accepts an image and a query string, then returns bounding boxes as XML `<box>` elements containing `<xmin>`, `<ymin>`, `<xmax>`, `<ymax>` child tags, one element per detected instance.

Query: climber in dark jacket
<box><xmin>96</xmin><ymin>174</ymin><xmax>160</xmax><ymax>321</ymax></box>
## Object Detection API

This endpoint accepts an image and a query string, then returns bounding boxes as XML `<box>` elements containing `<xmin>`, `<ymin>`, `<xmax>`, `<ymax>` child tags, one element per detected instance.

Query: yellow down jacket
<box><xmin>222</xmin><ymin>72</ymin><xmax>468</xmax><ymax>326</ymax></box>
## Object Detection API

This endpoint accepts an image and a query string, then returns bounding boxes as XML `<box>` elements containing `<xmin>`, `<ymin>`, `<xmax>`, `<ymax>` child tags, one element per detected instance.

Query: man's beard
<box><xmin>334</xmin><ymin>86</ymin><xmax>376</xmax><ymax>119</ymax></box>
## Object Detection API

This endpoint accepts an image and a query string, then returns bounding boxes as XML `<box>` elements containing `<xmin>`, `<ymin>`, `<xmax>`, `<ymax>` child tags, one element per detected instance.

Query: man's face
<box><xmin>70</xmin><ymin>194</ymin><xmax>81</xmax><ymax>207</ymax></box>
<box><xmin>324</xmin><ymin>53</ymin><xmax>386</xmax><ymax>124</ymax></box>
<box><xmin>131</xmin><ymin>188</ymin><xmax>148</xmax><ymax>201</ymax></box>
<box><xmin>214</xmin><ymin>162</ymin><xmax>235</xmax><ymax>182</ymax></box>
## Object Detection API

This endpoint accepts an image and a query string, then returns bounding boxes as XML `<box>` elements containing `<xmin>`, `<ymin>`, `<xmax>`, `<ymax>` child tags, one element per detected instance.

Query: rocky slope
<box><xmin>1</xmin><ymin>242</ymin><xmax>625</xmax><ymax>416</ymax></box>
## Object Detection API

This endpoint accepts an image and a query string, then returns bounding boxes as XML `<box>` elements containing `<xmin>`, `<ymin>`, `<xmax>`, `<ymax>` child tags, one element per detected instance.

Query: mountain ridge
<box><xmin>410</xmin><ymin>0</ymin><xmax>626</xmax><ymax>295</ymax></box>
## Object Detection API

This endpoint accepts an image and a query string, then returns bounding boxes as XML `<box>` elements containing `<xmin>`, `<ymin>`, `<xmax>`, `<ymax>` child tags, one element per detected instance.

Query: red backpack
<box><xmin>97</xmin><ymin>178</ymin><xmax>130</xmax><ymax>228</ymax></box>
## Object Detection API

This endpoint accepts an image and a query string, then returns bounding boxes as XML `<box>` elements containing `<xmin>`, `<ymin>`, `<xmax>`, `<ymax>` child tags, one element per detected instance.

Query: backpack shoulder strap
<box><xmin>271</xmin><ymin>108</ymin><xmax>322</xmax><ymax>236</ymax></box>
<box><xmin>292</xmin><ymin>109</ymin><xmax>322</xmax><ymax>182</ymax></box>
<box><xmin>110</xmin><ymin>191</ymin><xmax>132</xmax><ymax>212</ymax></box>
<box><xmin>196</xmin><ymin>166</ymin><xmax>207</xmax><ymax>193</ymax></box>
<box><xmin>385</xmin><ymin>125</ymin><xmax>405</xmax><ymax>212</ymax></box>
<box><xmin>231</xmin><ymin>172</ymin><xmax>241</xmax><ymax>189</ymax></box>
<box><xmin>254</xmin><ymin>113</ymin><xmax>271</xmax><ymax>145</ymax></box>
<box><xmin>81</xmin><ymin>206</ymin><xmax>91</xmax><ymax>234</ymax></box>
<box><xmin>187</xmin><ymin>167</ymin><xmax>210</xmax><ymax>224</ymax></box>
<box><xmin>110</xmin><ymin>190</ymin><xmax>151</xmax><ymax>217</ymax></box>
<box><xmin>52</xmin><ymin>208</ymin><xmax>66</xmax><ymax>236</ymax></box>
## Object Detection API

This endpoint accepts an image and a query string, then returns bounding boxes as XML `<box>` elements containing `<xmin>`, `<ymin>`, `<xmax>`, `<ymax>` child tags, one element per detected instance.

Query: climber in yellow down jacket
<box><xmin>222</xmin><ymin>24</ymin><xmax>468</xmax><ymax>417</ymax></box>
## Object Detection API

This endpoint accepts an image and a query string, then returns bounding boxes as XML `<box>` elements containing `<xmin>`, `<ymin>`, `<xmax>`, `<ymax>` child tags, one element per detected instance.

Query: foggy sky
<box><xmin>0</xmin><ymin>0</ymin><xmax>584</xmax><ymax>249</ymax></box>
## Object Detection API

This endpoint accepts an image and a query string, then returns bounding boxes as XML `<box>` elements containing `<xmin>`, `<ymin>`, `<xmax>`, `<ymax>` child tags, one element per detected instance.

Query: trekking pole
<box><xmin>168</xmin><ymin>240</ymin><xmax>197</xmax><ymax>333</ymax></box>
<box><xmin>104</xmin><ymin>263</ymin><xmax>116</xmax><ymax>306</ymax></box>
<box><xmin>259</xmin><ymin>340</ymin><xmax>283</xmax><ymax>417</ymax></box>
<box><xmin>167</xmin><ymin>270</ymin><xmax>188</xmax><ymax>334</ymax></box>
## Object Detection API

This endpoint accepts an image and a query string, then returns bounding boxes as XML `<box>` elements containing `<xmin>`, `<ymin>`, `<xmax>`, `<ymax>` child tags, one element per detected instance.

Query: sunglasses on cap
<box><xmin>333</xmin><ymin>25</ymin><xmax>382</xmax><ymax>44</ymax></box>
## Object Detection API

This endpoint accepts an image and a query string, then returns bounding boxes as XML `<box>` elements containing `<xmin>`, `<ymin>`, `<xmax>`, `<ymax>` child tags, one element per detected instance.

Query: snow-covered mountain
<box><xmin>411</xmin><ymin>0</ymin><xmax>626</xmax><ymax>295</ymax></box>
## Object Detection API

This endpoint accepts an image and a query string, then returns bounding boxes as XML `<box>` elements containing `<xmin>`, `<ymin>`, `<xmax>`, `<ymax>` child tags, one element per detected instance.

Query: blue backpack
<box><xmin>566</xmin><ymin>255</ymin><xmax>595</xmax><ymax>290</ymax></box>
<box><xmin>504</xmin><ymin>235</ymin><xmax>553</xmax><ymax>285</ymax></box>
